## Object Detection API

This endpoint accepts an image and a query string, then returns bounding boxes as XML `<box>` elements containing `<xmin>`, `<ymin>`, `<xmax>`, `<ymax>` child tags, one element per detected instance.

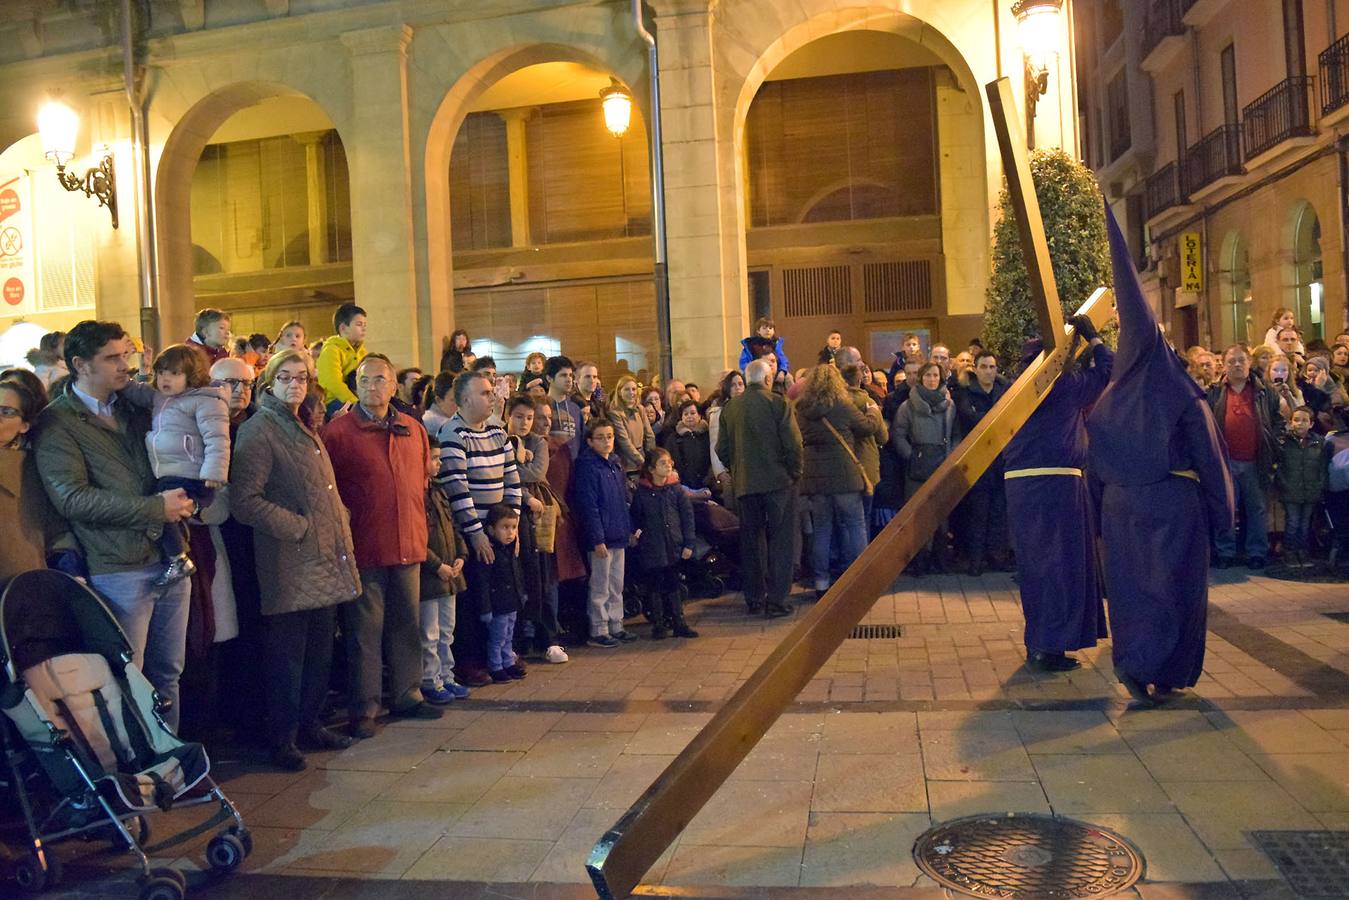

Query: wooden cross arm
<box><xmin>586</xmin><ymin>286</ymin><xmax>1115</xmax><ymax>899</ymax></box>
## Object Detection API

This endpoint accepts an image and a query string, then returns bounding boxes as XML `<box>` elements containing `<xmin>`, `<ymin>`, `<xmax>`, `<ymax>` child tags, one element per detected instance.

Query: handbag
<box><xmin>909</xmin><ymin>442</ymin><xmax>946</xmax><ymax>482</ymax></box>
<box><xmin>529</xmin><ymin>482</ymin><xmax>562</xmax><ymax>553</ymax></box>
<box><xmin>822</xmin><ymin>417</ymin><xmax>873</xmax><ymax>496</ymax></box>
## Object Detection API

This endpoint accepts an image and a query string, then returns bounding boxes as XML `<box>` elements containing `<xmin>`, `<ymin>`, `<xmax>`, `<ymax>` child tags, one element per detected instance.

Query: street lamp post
<box><xmin>37</xmin><ymin>101</ymin><xmax>119</xmax><ymax>229</ymax></box>
<box><xmin>1012</xmin><ymin>0</ymin><xmax>1064</xmax><ymax>148</ymax></box>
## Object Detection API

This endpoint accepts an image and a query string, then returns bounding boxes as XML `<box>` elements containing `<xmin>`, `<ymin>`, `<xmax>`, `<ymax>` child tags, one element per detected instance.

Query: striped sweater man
<box><xmin>434</xmin><ymin>411</ymin><xmax>522</xmax><ymax>536</ymax></box>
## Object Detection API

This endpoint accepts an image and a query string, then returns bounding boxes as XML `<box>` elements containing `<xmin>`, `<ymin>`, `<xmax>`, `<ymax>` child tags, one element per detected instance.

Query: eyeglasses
<box><xmin>274</xmin><ymin>374</ymin><xmax>310</xmax><ymax>385</ymax></box>
<box><xmin>219</xmin><ymin>378</ymin><xmax>252</xmax><ymax>392</ymax></box>
<box><xmin>0</xmin><ymin>406</ymin><xmax>21</xmax><ymax>420</ymax></box>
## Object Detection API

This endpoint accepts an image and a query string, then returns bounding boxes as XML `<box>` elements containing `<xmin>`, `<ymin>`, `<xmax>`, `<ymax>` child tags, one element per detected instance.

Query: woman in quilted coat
<box><xmin>231</xmin><ymin>348</ymin><xmax>361</xmax><ymax>771</ymax></box>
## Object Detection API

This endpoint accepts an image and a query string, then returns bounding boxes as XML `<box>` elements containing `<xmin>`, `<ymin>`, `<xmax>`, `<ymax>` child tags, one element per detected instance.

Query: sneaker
<box><xmin>587</xmin><ymin>634</ymin><xmax>620</xmax><ymax>649</ymax></box>
<box><xmin>613</xmin><ymin>630</ymin><xmax>639</xmax><ymax>643</ymax></box>
<box><xmin>457</xmin><ymin>668</ymin><xmax>492</xmax><ymax>687</ymax></box>
<box><xmin>544</xmin><ymin>645</ymin><xmax>569</xmax><ymax>664</ymax></box>
<box><xmin>505</xmin><ymin>663</ymin><xmax>528</xmax><ymax>680</ymax></box>
<box><xmin>349</xmin><ymin>717</ymin><xmax>377</xmax><ymax>740</ymax></box>
<box><xmin>423</xmin><ymin>684</ymin><xmax>457</xmax><ymax>705</ymax></box>
<box><xmin>152</xmin><ymin>554</ymin><xmax>196</xmax><ymax>588</ymax></box>
<box><xmin>489</xmin><ymin>668</ymin><xmax>513</xmax><ymax>683</ymax></box>
<box><xmin>443</xmin><ymin>681</ymin><xmax>472</xmax><ymax>699</ymax></box>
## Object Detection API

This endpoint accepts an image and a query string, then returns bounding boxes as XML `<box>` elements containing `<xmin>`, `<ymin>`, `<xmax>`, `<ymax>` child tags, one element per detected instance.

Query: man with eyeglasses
<box><xmin>322</xmin><ymin>353</ymin><xmax>441</xmax><ymax>737</ymax></box>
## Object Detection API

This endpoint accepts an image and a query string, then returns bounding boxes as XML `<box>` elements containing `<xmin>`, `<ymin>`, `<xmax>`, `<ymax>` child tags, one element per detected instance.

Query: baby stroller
<box><xmin>0</xmin><ymin>570</ymin><xmax>250</xmax><ymax>899</ymax></box>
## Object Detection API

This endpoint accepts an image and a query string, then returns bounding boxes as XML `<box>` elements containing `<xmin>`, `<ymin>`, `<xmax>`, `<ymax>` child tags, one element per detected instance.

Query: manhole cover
<box><xmin>848</xmin><ymin>624</ymin><xmax>902</xmax><ymax>639</ymax></box>
<box><xmin>1250</xmin><ymin>830</ymin><xmax>1349</xmax><ymax>898</ymax></box>
<box><xmin>913</xmin><ymin>814</ymin><xmax>1143</xmax><ymax>899</ymax></box>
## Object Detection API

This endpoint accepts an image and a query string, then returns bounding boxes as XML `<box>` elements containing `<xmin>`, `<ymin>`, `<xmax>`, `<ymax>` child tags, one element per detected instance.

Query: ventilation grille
<box><xmin>848</xmin><ymin>624</ymin><xmax>903</xmax><ymax>639</ymax></box>
<box><xmin>33</xmin><ymin>175</ymin><xmax>96</xmax><ymax>311</ymax></box>
<box><xmin>782</xmin><ymin>265</ymin><xmax>851</xmax><ymax>318</ymax></box>
<box><xmin>863</xmin><ymin>260</ymin><xmax>932</xmax><ymax>313</ymax></box>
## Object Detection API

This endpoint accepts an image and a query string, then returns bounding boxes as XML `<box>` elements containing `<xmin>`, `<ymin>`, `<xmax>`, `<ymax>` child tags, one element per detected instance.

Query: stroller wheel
<box><xmin>14</xmin><ymin>849</ymin><xmax>61</xmax><ymax>893</ymax></box>
<box><xmin>139</xmin><ymin>872</ymin><xmax>186</xmax><ymax>900</ymax></box>
<box><xmin>207</xmin><ymin>832</ymin><xmax>246</xmax><ymax>873</ymax></box>
<box><xmin>227</xmin><ymin>825</ymin><xmax>253</xmax><ymax>857</ymax></box>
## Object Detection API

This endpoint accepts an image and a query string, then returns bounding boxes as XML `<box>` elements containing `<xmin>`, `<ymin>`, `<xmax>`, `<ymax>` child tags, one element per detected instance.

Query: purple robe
<box><xmin>1003</xmin><ymin>342</ymin><xmax>1113</xmax><ymax>653</ymax></box>
<box><xmin>1086</xmin><ymin>205</ymin><xmax>1234</xmax><ymax>688</ymax></box>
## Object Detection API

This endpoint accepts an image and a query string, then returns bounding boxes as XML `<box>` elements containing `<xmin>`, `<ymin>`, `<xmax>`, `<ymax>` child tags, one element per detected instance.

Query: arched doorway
<box><xmin>1290</xmin><ymin>201</ymin><xmax>1324</xmax><ymax>341</ymax></box>
<box><xmin>428</xmin><ymin>53</ymin><xmax>655</xmax><ymax>383</ymax></box>
<box><xmin>1218</xmin><ymin>230</ymin><xmax>1252</xmax><ymax>347</ymax></box>
<box><xmin>155</xmin><ymin>83</ymin><xmax>350</xmax><ymax>349</ymax></box>
<box><xmin>736</xmin><ymin>29</ymin><xmax>984</xmax><ymax>371</ymax></box>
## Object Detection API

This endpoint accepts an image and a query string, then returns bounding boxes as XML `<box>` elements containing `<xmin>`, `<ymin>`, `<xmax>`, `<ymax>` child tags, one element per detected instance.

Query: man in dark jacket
<box><xmin>953</xmin><ymin>351</ymin><xmax>1010</xmax><ymax>574</ymax></box>
<box><xmin>1206</xmin><ymin>346</ymin><xmax>1281</xmax><ymax>568</ymax></box>
<box><xmin>34</xmin><ymin>320</ymin><xmax>198</xmax><ymax>729</ymax></box>
<box><xmin>323</xmin><ymin>354</ymin><xmax>441</xmax><ymax>737</ymax></box>
<box><xmin>716</xmin><ymin>358</ymin><xmax>803</xmax><ymax>617</ymax></box>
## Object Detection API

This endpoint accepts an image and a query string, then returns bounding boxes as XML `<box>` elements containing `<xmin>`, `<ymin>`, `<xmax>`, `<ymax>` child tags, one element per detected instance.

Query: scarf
<box><xmin>916</xmin><ymin>384</ymin><xmax>948</xmax><ymax>411</ymax></box>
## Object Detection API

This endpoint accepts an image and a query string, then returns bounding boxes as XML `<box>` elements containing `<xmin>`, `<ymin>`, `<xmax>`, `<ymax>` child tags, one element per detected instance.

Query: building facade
<box><xmin>1077</xmin><ymin>0</ymin><xmax>1349</xmax><ymax>352</ymax></box>
<box><xmin>0</xmin><ymin>0</ymin><xmax>1080</xmax><ymax>384</ymax></box>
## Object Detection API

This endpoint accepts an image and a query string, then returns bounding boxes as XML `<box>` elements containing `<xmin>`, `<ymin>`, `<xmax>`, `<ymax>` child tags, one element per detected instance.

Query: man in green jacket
<box><xmin>716</xmin><ymin>358</ymin><xmax>803</xmax><ymax>617</ymax></box>
<box><xmin>34</xmin><ymin>321</ymin><xmax>198</xmax><ymax>729</ymax></box>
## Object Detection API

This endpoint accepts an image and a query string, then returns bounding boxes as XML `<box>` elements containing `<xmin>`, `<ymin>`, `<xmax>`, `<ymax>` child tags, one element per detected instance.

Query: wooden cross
<box><xmin>585</xmin><ymin>77</ymin><xmax>1116</xmax><ymax>900</ymax></box>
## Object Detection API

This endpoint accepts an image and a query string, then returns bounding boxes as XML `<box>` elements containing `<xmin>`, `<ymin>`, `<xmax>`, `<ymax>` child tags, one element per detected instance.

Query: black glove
<box><xmin>1068</xmin><ymin>314</ymin><xmax>1098</xmax><ymax>342</ymax></box>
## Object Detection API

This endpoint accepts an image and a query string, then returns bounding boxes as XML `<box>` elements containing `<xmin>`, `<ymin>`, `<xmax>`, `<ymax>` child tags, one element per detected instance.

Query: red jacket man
<box><xmin>322</xmin><ymin>354</ymin><xmax>441</xmax><ymax>736</ymax></box>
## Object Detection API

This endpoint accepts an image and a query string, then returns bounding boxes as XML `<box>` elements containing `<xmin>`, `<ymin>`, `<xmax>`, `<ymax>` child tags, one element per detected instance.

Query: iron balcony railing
<box><xmin>1243</xmin><ymin>76</ymin><xmax>1315</xmax><ymax>159</ymax></box>
<box><xmin>1321</xmin><ymin>32</ymin><xmax>1349</xmax><ymax>116</ymax></box>
<box><xmin>1144</xmin><ymin>162</ymin><xmax>1184</xmax><ymax>219</ymax></box>
<box><xmin>1142</xmin><ymin>0</ymin><xmax>1185</xmax><ymax>60</ymax></box>
<box><xmin>1183</xmin><ymin>124</ymin><xmax>1242</xmax><ymax>194</ymax></box>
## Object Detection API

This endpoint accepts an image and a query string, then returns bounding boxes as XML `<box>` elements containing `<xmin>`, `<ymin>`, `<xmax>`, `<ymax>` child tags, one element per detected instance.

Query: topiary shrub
<box><xmin>982</xmin><ymin>148</ymin><xmax>1111</xmax><ymax>370</ymax></box>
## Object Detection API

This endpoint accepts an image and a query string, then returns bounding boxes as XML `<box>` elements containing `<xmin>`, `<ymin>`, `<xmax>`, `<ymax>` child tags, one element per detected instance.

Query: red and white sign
<box><xmin>0</xmin><ymin>174</ymin><xmax>35</xmax><ymax>315</ymax></box>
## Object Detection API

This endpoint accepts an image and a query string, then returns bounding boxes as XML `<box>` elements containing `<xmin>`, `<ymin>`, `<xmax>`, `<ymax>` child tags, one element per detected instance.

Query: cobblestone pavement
<box><xmin>33</xmin><ymin>568</ymin><xmax>1349</xmax><ymax>898</ymax></box>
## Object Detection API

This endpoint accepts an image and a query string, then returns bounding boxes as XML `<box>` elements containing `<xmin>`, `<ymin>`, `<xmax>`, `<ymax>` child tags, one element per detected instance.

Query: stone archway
<box><xmin>419</xmin><ymin>43</ymin><xmax>648</xmax><ymax>367</ymax></box>
<box><xmin>153</xmin><ymin>81</ymin><xmax>352</xmax><ymax>347</ymax></box>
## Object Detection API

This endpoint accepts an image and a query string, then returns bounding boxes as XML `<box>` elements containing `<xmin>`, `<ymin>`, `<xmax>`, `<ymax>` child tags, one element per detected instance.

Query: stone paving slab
<box><xmin>33</xmin><ymin>570</ymin><xmax>1349</xmax><ymax>898</ymax></box>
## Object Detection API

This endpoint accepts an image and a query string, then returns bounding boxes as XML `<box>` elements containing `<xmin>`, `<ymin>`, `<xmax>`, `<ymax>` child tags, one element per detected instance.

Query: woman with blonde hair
<box><xmin>794</xmin><ymin>363</ymin><xmax>880</xmax><ymax>598</ymax></box>
<box><xmin>608</xmin><ymin>374</ymin><xmax>656</xmax><ymax>479</ymax></box>
<box><xmin>231</xmin><ymin>348</ymin><xmax>360</xmax><ymax>769</ymax></box>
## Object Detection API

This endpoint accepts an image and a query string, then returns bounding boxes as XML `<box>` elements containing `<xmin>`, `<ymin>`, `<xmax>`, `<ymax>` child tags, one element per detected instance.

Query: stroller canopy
<box><xmin>1</xmin><ymin>570</ymin><xmax>132</xmax><ymax>688</ymax></box>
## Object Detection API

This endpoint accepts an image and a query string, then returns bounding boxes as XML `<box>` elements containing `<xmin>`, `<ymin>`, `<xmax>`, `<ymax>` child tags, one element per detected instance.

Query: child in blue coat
<box><xmin>738</xmin><ymin>317</ymin><xmax>790</xmax><ymax>374</ymax></box>
<box><xmin>570</xmin><ymin>418</ymin><xmax>634</xmax><ymax>647</ymax></box>
<box><xmin>629</xmin><ymin>448</ymin><xmax>699</xmax><ymax>640</ymax></box>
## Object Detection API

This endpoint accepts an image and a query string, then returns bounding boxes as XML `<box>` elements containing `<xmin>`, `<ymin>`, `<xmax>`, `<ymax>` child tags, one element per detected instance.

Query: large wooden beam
<box><xmin>585</xmin><ymin>75</ymin><xmax>1108</xmax><ymax>900</ymax></box>
<box><xmin>987</xmin><ymin>78</ymin><xmax>1067</xmax><ymax>350</ymax></box>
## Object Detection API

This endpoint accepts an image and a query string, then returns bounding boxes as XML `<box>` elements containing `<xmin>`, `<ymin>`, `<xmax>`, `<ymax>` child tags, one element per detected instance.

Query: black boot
<box><xmin>667</xmin><ymin>590</ymin><xmax>699</xmax><ymax>638</ymax></box>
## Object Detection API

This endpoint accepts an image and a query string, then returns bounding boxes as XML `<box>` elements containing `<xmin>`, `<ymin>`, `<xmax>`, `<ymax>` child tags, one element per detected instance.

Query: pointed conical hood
<box><xmin>1085</xmin><ymin>203</ymin><xmax>1202</xmax><ymax>485</ymax></box>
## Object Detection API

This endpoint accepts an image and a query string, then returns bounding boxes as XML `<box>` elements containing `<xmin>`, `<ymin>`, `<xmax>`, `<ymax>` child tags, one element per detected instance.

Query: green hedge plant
<box><xmin>983</xmin><ymin>148</ymin><xmax>1111</xmax><ymax>370</ymax></box>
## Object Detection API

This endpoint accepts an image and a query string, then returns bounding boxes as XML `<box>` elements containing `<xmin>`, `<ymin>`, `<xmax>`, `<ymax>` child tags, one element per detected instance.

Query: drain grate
<box><xmin>913</xmin><ymin>814</ymin><xmax>1143</xmax><ymax>899</ymax></box>
<box><xmin>1251</xmin><ymin>830</ymin><xmax>1349</xmax><ymax>898</ymax></box>
<box><xmin>848</xmin><ymin>624</ymin><xmax>902</xmax><ymax>639</ymax></box>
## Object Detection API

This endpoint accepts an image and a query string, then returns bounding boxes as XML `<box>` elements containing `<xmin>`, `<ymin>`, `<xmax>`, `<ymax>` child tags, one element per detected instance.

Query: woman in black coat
<box><xmin>661</xmin><ymin>399</ymin><xmax>712</xmax><ymax>489</ymax></box>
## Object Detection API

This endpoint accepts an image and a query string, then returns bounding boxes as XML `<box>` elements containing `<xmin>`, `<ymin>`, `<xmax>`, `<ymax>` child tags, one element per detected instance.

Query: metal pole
<box><xmin>633</xmin><ymin>0</ymin><xmax>672</xmax><ymax>383</ymax></box>
<box><xmin>121</xmin><ymin>0</ymin><xmax>159</xmax><ymax>350</ymax></box>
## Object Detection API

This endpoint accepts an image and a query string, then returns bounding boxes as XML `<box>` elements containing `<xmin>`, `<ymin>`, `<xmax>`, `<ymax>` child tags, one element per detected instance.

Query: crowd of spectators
<box><xmin>7</xmin><ymin>301</ymin><xmax>1349</xmax><ymax>770</ymax></box>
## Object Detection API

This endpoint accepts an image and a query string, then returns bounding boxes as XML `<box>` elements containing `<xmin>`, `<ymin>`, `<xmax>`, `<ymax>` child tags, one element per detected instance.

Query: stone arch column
<box><xmin>413</xmin><ymin>39</ymin><xmax>647</xmax><ymax>369</ymax></box>
<box><xmin>655</xmin><ymin>0</ymin><xmax>1001</xmax><ymax>382</ymax></box>
<box><xmin>150</xmin><ymin>51</ymin><xmax>352</xmax><ymax>350</ymax></box>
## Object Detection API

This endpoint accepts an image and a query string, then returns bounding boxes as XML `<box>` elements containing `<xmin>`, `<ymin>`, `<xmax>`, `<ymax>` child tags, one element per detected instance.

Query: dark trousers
<box><xmin>738</xmin><ymin>488</ymin><xmax>795</xmax><ymax>607</ymax></box>
<box><xmin>156</xmin><ymin>476</ymin><xmax>215</xmax><ymax>558</ymax></box>
<box><xmin>962</xmin><ymin>485</ymin><xmax>1008</xmax><ymax>567</ymax></box>
<box><xmin>263</xmin><ymin>605</ymin><xmax>337</xmax><ymax>746</ymax></box>
<box><xmin>345</xmin><ymin>564</ymin><xmax>423</xmax><ymax>719</ymax></box>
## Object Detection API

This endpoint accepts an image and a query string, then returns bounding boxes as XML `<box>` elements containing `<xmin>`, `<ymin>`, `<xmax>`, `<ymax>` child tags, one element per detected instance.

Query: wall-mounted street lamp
<box><xmin>1012</xmin><ymin>0</ymin><xmax>1063</xmax><ymax>142</ymax></box>
<box><xmin>600</xmin><ymin>79</ymin><xmax>633</xmax><ymax>138</ymax></box>
<box><xmin>37</xmin><ymin>101</ymin><xmax>118</xmax><ymax>229</ymax></box>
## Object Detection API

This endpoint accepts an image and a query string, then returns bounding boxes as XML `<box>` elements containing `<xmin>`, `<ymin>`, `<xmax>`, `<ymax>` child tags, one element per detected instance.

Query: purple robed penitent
<box><xmin>1086</xmin><ymin>206</ymin><xmax>1235</xmax><ymax>690</ymax></box>
<box><xmin>1004</xmin><ymin>340</ymin><xmax>1113</xmax><ymax>655</ymax></box>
